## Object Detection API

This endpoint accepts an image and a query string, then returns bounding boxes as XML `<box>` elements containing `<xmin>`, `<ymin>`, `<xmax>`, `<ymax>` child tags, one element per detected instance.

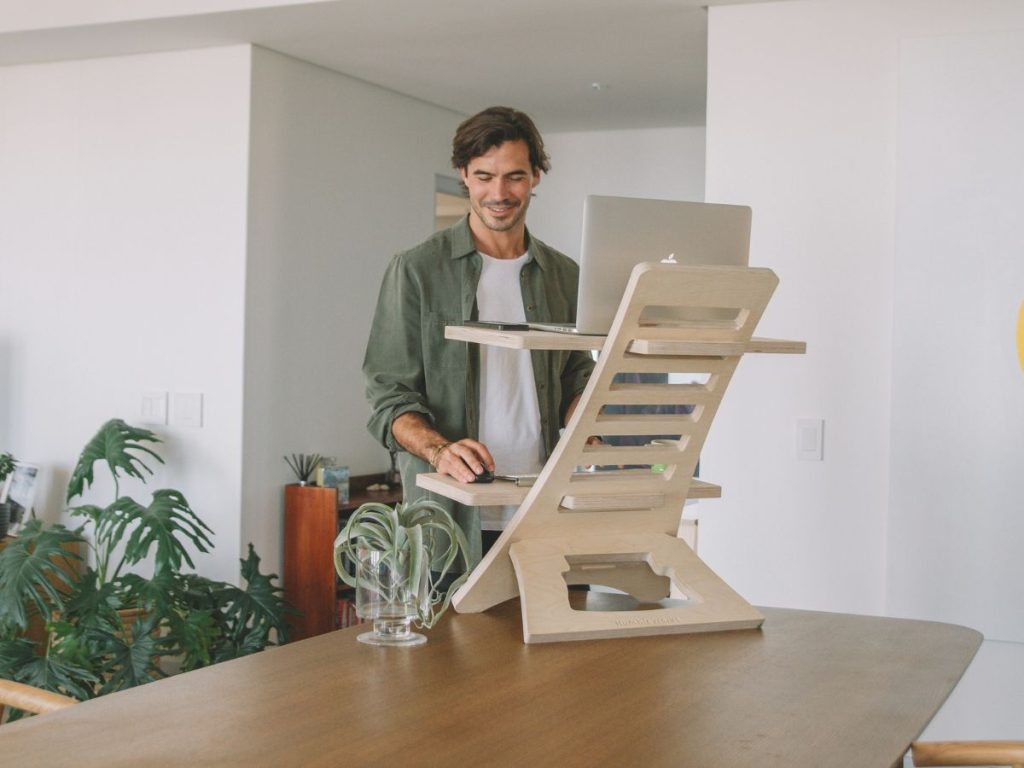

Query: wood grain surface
<box><xmin>445</xmin><ymin>325</ymin><xmax>806</xmax><ymax>355</ymax></box>
<box><xmin>0</xmin><ymin>603</ymin><xmax>980</xmax><ymax>768</ymax></box>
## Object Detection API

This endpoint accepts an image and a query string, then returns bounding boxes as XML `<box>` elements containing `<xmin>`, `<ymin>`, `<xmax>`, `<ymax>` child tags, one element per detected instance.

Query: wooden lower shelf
<box><xmin>416</xmin><ymin>472</ymin><xmax>721</xmax><ymax>507</ymax></box>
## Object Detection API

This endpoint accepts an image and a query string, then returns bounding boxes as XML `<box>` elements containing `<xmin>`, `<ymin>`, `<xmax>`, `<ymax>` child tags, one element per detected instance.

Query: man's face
<box><xmin>460</xmin><ymin>140</ymin><xmax>540</xmax><ymax>234</ymax></box>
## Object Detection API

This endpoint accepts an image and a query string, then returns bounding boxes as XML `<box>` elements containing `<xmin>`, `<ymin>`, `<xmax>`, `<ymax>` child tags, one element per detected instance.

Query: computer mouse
<box><xmin>471</xmin><ymin>468</ymin><xmax>494</xmax><ymax>483</ymax></box>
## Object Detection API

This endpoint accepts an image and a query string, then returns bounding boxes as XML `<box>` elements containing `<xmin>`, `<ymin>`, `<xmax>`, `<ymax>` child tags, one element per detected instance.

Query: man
<box><xmin>363</xmin><ymin>106</ymin><xmax>594</xmax><ymax>565</ymax></box>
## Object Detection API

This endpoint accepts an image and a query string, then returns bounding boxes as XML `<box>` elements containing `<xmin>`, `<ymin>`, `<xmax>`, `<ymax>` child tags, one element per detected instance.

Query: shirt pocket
<box><xmin>424</xmin><ymin>311</ymin><xmax>466</xmax><ymax>371</ymax></box>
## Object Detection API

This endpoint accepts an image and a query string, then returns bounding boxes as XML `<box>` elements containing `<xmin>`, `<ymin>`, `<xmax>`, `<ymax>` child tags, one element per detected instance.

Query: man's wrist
<box><xmin>428</xmin><ymin>441</ymin><xmax>452</xmax><ymax>468</ymax></box>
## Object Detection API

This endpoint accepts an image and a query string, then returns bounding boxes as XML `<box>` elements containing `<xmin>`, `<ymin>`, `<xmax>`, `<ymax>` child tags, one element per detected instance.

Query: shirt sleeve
<box><xmin>363</xmin><ymin>253</ymin><xmax>435</xmax><ymax>452</ymax></box>
<box><xmin>558</xmin><ymin>349</ymin><xmax>595</xmax><ymax>425</ymax></box>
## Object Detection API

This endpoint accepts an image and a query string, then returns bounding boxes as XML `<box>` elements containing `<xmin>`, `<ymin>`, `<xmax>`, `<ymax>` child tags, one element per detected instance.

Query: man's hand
<box><xmin>432</xmin><ymin>438</ymin><xmax>495</xmax><ymax>484</ymax></box>
<box><xmin>391</xmin><ymin>413</ymin><xmax>495</xmax><ymax>484</ymax></box>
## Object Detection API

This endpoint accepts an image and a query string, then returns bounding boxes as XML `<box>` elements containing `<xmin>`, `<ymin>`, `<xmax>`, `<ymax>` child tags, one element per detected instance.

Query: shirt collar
<box><xmin>449</xmin><ymin>215</ymin><xmax>550</xmax><ymax>270</ymax></box>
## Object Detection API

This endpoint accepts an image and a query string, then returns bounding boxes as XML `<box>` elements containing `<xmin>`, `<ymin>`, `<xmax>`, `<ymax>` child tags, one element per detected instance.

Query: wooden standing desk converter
<box><xmin>436</xmin><ymin>265</ymin><xmax>809</xmax><ymax>643</ymax></box>
<box><xmin>0</xmin><ymin>599</ymin><xmax>980</xmax><ymax>768</ymax></box>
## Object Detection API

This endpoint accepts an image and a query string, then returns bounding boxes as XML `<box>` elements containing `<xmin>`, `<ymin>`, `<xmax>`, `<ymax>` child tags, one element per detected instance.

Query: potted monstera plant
<box><xmin>0</xmin><ymin>419</ymin><xmax>289</xmax><ymax>718</ymax></box>
<box><xmin>334</xmin><ymin>499</ymin><xmax>470</xmax><ymax>647</ymax></box>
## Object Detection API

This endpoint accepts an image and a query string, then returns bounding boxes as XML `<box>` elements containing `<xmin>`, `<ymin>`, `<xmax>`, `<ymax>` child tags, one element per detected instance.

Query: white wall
<box><xmin>705</xmin><ymin>0</ymin><xmax>1024</xmax><ymax>638</ymax></box>
<box><xmin>888</xmin><ymin>28</ymin><xmax>1024</xmax><ymax>640</ymax></box>
<box><xmin>529</xmin><ymin>127</ymin><xmax>706</xmax><ymax>260</ymax></box>
<box><xmin>242</xmin><ymin>48</ymin><xmax>462</xmax><ymax>576</ymax></box>
<box><xmin>704</xmin><ymin>0</ymin><xmax>897</xmax><ymax>618</ymax></box>
<box><xmin>0</xmin><ymin>46</ymin><xmax>252</xmax><ymax>583</ymax></box>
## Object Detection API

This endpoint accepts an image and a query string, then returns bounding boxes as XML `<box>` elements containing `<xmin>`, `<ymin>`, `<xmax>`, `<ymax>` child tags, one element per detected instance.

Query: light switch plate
<box><xmin>796</xmin><ymin>419</ymin><xmax>824</xmax><ymax>461</ymax></box>
<box><xmin>141</xmin><ymin>391</ymin><xmax>168</xmax><ymax>425</ymax></box>
<box><xmin>172</xmin><ymin>392</ymin><xmax>203</xmax><ymax>428</ymax></box>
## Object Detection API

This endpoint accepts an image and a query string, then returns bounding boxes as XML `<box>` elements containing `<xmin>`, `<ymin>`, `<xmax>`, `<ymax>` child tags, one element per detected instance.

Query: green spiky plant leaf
<box><xmin>165</xmin><ymin>606</ymin><xmax>220</xmax><ymax>671</ymax></box>
<box><xmin>117</xmin><ymin>571</ymin><xmax>180</xmax><ymax>618</ymax></box>
<box><xmin>63</xmin><ymin>571</ymin><xmax>124</xmax><ymax>633</ymax></box>
<box><xmin>0</xmin><ymin>452</ymin><xmax>16</xmax><ymax>484</ymax></box>
<box><xmin>0</xmin><ymin>636</ymin><xmax>98</xmax><ymax>705</ymax></box>
<box><xmin>66</xmin><ymin>419</ymin><xmax>164</xmax><ymax>502</ymax></box>
<box><xmin>212</xmin><ymin>545</ymin><xmax>290</xmax><ymax>652</ymax></box>
<box><xmin>96</xmin><ymin>490</ymin><xmax>214</xmax><ymax>578</ymax></box>
<box><xmin>0</xmin><ymin>520</ymin><xmax>84</xmax><ymax>635</ymax></box>
<box><xmin>96</xmin><ymin>614</ymin><xmax>166</xmax><ymax>695</ymax></box>
<box><xmin>333</xmin><ymin>499</ymin><xmax>470</xmax><ymax>629</ymax></box>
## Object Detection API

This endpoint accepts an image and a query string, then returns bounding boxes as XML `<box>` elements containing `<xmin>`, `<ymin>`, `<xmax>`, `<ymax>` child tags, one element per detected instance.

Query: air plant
<box><xmin>333</xmin><ymin>499</ymin><xmax>470</xmax><ymax>630</ymax></box>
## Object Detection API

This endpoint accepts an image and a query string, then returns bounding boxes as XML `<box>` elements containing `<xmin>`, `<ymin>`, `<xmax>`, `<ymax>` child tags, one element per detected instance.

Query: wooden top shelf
<box><xmin>416</xmin><ymin>472</ymin><xmax>721</xmax><ymax>507</ymax></box>
<box><xmin>445</xmin><ymin>326</ymin><xmax>805</xmax><ymax>355</ymax></box>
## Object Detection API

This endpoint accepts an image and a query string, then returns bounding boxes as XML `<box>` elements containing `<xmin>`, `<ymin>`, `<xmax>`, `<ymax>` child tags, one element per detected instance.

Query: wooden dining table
<box><xmin>0</xmin><ymin>597</ymin><xmax>981</xmax><ymax>767</ymax></box>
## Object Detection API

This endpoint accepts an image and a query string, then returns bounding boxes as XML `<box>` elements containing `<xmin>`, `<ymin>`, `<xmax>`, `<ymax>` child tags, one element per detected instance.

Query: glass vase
<box><xmin>354</xmin><ymin>548</ymin><xmax>430</xmax><ymax>647</ymax></box>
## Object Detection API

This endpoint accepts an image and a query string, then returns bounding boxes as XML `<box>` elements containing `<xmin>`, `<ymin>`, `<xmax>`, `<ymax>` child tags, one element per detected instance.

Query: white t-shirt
<box><xmin>476</xmin><ymin>251</ymin><xmax>544</xmax><ymax>530</ymax></box>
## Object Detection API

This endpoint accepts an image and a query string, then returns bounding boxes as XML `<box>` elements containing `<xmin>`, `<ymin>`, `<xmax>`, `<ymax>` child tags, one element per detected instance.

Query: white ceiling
<box><xmin>0</xmin><ymin>0</ymin><xmax>764</xmax><ymax>132</ymax></box>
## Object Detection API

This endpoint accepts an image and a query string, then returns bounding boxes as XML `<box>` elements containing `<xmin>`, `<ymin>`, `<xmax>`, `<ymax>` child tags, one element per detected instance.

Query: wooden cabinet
<box><xmin>283</xmin><ymin>476</ymin><xmax>402</xmax><ymax>640</ymax></box>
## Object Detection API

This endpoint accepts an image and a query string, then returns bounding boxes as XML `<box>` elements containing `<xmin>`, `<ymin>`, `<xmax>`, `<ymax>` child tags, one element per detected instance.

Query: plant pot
<box><xmin>0</xmin><ymin>502</ymin><xmax>10</xmax><ymax>539</ymax></box>
<box><xmin>353</xmin><ymin>548</ymin><xmax>430</xmax><ymax>647</ymax></box>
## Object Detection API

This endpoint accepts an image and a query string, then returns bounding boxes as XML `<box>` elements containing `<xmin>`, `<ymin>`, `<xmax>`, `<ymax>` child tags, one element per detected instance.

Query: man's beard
<box><xmin>473</xmin><ymin>197</ymin><xmax>528</xmax><ymax>232</ymax></box>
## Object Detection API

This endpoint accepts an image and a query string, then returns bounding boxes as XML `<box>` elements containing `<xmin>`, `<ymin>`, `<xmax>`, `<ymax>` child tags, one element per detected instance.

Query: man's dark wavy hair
<box><xmin>451</xmin><ymin>106</ymin><xmax>550</xmax><ymax>174</ymax></box>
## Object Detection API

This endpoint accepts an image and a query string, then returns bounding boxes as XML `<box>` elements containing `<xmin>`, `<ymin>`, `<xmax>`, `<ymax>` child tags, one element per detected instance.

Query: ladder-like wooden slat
<box><xmin>615</xmin><ymin>354</ymin><xmax>734</xmax><ymax>375</ymax></box>
<box><xmin>604</xmin><ymin>381</ymin><xmax>716</xmax><ymax>406</ymax></box>
<box><xmin>579</xmin><ymin>445</ymin><xmax>693</xmax><ymax>467</ymax></box>
<box><xmin>590</xmin><ymin>413</ymin><xmax>699</xmax><ymax>436</ymax></box>
<box><xmin>560</xmin><ymin>493</ymin><xmax>665</xmax><ymax>511</ymax></box>
<box><xmin>627</xmin><ymin>339</ymin><xmax>746</xmax><ymax>357</ymax></box>
<box><xmin>567</xmin><ymin>472</ymin><xmax>719</xmax><ymax>497</ymax></box>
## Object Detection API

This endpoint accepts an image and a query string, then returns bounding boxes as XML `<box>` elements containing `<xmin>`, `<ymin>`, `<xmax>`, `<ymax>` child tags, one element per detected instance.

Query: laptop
<box><xmin>530</xmin><ymin>195</ymin><xmax>752</xmax><ymax>335</ymax></box>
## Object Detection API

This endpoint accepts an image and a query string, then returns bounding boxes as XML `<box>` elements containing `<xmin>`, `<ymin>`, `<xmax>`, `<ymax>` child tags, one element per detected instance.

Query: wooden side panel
<box><xmin>283</xmin><ymin>484</ymin><xmax>338</xmax><ymax>641</ymax></box>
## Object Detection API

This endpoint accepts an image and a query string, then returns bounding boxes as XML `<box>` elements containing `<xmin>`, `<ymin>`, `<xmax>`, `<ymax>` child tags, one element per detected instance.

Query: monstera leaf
<box><xmin>0</xmin><ymin>520</ymin><xmax>84</xmax><ymax>634</ymax></box>
<box><xmin>215</xmin><ymin>545</ymin><xmax>289</xmax><ymax>648</ymax></box>
<box><xmin>95</xmin><ymin>490</ymin><xmax>214</xmax><ymax>577</ymax></box>
<box><xmin>97</xmin><ymin>614</ymin><xmax>166</xmax><ymax>695</ymax></box>
<box><xmin>118</xmin><ymin>571</ymin><xmax>181</xmax><ymax>617</ymax></box>
<box><xmin>166</xmin><ymin>604</ymin><xmax>221</xmax><ymax>671</ymax></box>
<box><xmin>66</xmin><ymin>419</ymin><xmax>164</xmax><ymax>502</ymax></box>
<box><xmin>63</xmin><ymin>571</ymin><xmax>124</xmax><ymax>633</ymax></box>
<box><xmin>0</xmin><ymin>636</ymin><xmax>97</xmax><ymax>705</ymax></box>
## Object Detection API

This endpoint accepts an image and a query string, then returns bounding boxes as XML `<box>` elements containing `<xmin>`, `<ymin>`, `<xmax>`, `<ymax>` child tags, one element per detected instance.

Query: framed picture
<box><xmin>5</xmin><ymin>462</ymin><xmax>40</xmax><ymax>535</ymax></box>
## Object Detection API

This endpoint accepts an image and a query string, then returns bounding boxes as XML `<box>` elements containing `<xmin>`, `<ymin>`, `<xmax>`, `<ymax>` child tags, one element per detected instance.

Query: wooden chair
<box><xmin>450</xmin><ymin>263</ymin><xmax>782</xmax><ymax>643</ymax></box>
<box><xmin>0</xmin><ymin>679</ymin><xmax>76</xmax><ymax>721</ymax></box>
<box><xmin>911</xmin><ymin>741</ymin><xmax>1024</xmax><ymax>767</ymax></box>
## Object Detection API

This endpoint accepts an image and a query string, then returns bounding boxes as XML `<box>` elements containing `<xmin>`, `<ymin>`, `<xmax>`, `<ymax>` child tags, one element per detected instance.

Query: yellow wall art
<box><xmin>1018</xmin><ymin>301</ymin><xmax>1024</xmax><ymax>374</ymax></box>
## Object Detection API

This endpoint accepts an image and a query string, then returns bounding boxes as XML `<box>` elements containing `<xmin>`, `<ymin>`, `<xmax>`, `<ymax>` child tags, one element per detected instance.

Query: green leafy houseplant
<box><xmin>0</xmin><ymin>452</ymin><xmax>17</xmax><ymax>538</ymax></box>
<box><xmin>334</xmin><ymin>499</ymin><xmax>470</xmax><ymax>646</ymax></box>
<box><xmin>0</xmin><ymin>453</ymin><xmax>15</xmax><ymax>486</ymax></box>
<box><xmin>0</xmin><ymin>419</ymin><xmax>289</xmax><ymax>718</ymax></box>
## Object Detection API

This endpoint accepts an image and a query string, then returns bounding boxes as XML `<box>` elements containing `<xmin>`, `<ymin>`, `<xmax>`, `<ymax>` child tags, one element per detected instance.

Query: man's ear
<box><xmin>531</xmin><ymin>169</ymin><xmax>541</xmax><ymax>190</ymax></box>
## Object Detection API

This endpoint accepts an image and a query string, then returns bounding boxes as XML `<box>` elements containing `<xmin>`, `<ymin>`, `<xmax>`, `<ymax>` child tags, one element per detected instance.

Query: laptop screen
<box><xmin>574</xmin><ymin>196</ymin><xmax>752</xmax><ymax>335</ymax></box>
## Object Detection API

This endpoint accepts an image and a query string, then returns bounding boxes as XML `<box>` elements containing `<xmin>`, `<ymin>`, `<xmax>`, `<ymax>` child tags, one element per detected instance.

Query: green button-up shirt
<box><xmin>362</xmin><ymin>216</ymin><xmax>594</xmax><ymax>564</ymax></box>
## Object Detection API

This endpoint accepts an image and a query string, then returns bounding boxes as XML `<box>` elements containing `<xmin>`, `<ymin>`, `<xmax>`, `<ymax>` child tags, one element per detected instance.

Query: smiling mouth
<box><xmin>485</xmin><ymin>201</ymin><xmax>518</xmax><ymax>215</ymax></box>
